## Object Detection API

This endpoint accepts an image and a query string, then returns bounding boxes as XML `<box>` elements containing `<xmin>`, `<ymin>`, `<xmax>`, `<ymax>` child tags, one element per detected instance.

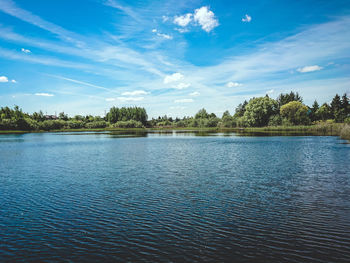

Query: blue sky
<box><xmin>0</xmin><ymin>0</ymin><xmax>349</xmax><ymax>118</ymax></box>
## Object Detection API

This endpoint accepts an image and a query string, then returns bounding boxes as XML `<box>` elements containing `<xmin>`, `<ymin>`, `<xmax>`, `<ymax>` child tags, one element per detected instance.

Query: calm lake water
<box><xmin>1</xmin><ymin>131</ymin><xmax>350</xmax><ymax>262</ymax></box>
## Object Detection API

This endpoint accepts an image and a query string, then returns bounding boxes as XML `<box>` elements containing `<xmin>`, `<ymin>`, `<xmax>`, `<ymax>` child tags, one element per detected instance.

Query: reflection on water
<box><xmin>1</xmin><ymin>131</ymin><xmax>350</xmax><ymax>262</ymax></box>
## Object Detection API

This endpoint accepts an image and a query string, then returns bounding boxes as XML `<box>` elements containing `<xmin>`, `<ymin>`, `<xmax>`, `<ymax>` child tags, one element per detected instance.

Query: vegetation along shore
<box><xmin>1</xmin><ymin>91</ymin><xmax>350</xmax><ymax>141</ymax></box>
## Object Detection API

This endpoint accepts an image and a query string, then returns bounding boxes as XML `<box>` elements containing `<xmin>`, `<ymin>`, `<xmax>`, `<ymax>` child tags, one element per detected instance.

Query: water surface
<box><xmin>1</xmin><ymin>132</ymin><xmax>350</xmax><ymax>262</ymax></box>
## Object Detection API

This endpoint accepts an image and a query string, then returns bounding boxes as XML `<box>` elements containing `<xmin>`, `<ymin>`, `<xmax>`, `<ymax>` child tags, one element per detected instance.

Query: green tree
<box><xmin>243</xmin><ymin>97</ymin><xmax>278</xmax><ymax>127</ymax></box>
<box><xmin>234</xmin><ymin>100</ymin><xmax>247</xmax><ymax>117</ymax></box>
<box><xmin>280</xmin><ymin>101</ymin><xmax>310</xmax><ymax>125</ymax></box>
<box><xmin>222</xmin><ymin>110</ymin><xmax>230</xmax><ymax>118</ymax></box>
<box><xmin>331</xmin><ymin>94</ymin><xmax>342</xmax><ymax>121</ymax></box>
<box><xmin>195</xmin><ymin>108</ymin><xmax>209</xmax><ymax>119</ymax></box>
<box><xmin>341</xmin><ymin>93</ymin><xmax>349</xmax><ymax>117</ymax></box>
<box><xmin>277</xmin><ymin>91</ymin><xmax>303</xmax><ymax>109</ymax></box>
<box><xmin>309</xmin><ymin>100</ymin><xmax>319</xmax><ymax>122</ymax></box>
<box><xmin>316</xmin><ymin>103</ymin><xmax>332</xmax><ymax>121</ymax></box>
<box><xmin>59</xmin><ymin>112</ymin><xmax>68</xmax><ymax>121</ymax></box>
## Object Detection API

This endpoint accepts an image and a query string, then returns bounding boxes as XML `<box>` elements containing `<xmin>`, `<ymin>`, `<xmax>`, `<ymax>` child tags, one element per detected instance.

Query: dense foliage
<box><xmin>1</xmin><ymin>92</ymin><xmax>349</xmax><ymax>131</ymax></box>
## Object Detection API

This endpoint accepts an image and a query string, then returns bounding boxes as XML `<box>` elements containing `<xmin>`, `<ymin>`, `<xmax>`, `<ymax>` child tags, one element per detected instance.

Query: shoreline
<box><xmin>1</xmin><ymin>124</ymin><xmax>349</xmax><ymax>141</ymax></box>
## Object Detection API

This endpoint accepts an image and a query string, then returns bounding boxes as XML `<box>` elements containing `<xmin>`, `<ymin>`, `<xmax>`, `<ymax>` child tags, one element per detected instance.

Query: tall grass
<box><xmin>340</xmin><ymin>125</ymin><xmax>350</xmax><ymax>141</ymax></box>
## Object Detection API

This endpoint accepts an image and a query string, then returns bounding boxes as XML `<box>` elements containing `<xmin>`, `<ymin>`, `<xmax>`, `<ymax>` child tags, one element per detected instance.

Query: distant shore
<box><xmin>1</xmin><ymin>123</ymin><xmax>349</xmax><ymax>141</ymax></box>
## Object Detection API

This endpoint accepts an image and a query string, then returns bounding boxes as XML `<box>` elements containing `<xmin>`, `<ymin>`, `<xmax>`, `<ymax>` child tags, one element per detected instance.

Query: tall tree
<box><xmin>243</xmin><ymin>97</ymin><xmax>278</xmax><ymax>127</ymax></box>
<box><xmin>309</xmin><ymin>100</ymin><xmax>319</xmax><ymax>122</ymax></box>
<box><xmin>195</xmin><ymin>108</ymin><xmax>209</xmax><ymax>119</ymax></box>
<box><xmin>342</xmin><ymin>93</ymin><xmax>349</xmax><ymax>116</ymax></box>
<box><xmin>277</xmin><ymin>91</ymin><xmax>303</xmax><ymax>109</ymax></box>
<box><xmin>234</xmin><ymin>100</ymin><xmax>248</xmax><ymax>117</ymax></box>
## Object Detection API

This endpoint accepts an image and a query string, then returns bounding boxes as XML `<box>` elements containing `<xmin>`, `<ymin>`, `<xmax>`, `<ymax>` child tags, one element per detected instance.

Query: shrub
<box><xmin>65</xmin><ymin>121</ymin><xmax>84</xmax><ymax>129</ymax></box>
<box><xmin>113</xmin><ymin>120</ymin><xmax>144</xmax><ymax>128</ymax></box>
<box><xmin>39</xmin><ymin>120</ymin><xmax>65</xmax><ymax>131</ymax></box>
<box><xmin>85</xmin><ymin>121</ymin><xmax>107</xmax><ymax>129</ymax></box>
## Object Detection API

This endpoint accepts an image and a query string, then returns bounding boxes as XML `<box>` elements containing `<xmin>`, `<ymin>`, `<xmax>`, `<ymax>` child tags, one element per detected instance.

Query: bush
<box><xmin>174</xmin><ymin>120</ymin><xmax>186</xmax><ymax>128</ymax></box>
<box><xmin>0</xmin><ymin>118</ymin><xmax>38</xmax><ymax>130</ymax></box>
<box><xmin>113</xmin><ymin>120</ymin><xmax>144</xmax><ymax>128</ymax></box>
<box><xmin>85</xmin><ymin>121</ymin><xmax>107</xmax><ymax>129</ymax></box>
<box><xmin>65</xmin><ymin>121</ymin><xmax>84</xmax><ymax>129</ymax></box>
<box><xmin>39</xmin><ymin>120</ymin><xmax>66</xmax><ymax>131</ymax></box>
<box><xmin>0</xmin><ymin>119</ymin><xmax>17</xmax><ymax>130</ymax></box>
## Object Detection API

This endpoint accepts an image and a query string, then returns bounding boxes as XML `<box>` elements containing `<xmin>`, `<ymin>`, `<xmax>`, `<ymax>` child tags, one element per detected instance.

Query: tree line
<box><xmin>0</xmin><ymin>106</ymin><xmax>147</xmax><ymax>130</ymax></box>
<box><xmin>0</xmin><ymin>92</ymin><xmax>349</xmax><ymax>131</ymax></box>
<box><xmin>150</xmin><ymin>92</ymin><xmax>350</xmax><ymax>128</ymax></box>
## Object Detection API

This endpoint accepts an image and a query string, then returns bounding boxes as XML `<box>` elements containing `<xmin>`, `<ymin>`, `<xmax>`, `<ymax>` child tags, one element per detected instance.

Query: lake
<box><xmin>1</xmin><ymin>131</ymin><xmax>350</xmax><ymax>262</ymax></box>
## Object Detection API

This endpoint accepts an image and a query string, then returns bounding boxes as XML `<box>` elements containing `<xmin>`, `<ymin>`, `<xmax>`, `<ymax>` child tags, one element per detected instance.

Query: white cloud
<box><xmin>189</xmin><ymin>91</ymin><xmax>200</xmax><ymax>96</ymax></box>
<box><xmin>117</xmin><ymin>96</ymin><xmax>144</xmax><ymax>102</ymax></box>
<box><xmin>21</xmin><ymin>48</ymin><xmax>31</xmax><ymax>53</ymax></box>
<box><xmin>242</xmin><ymin>14</ymin><xmax>252</xmax><ymax>23</ymax></box>
<box><xmin>105</xmin><ymin>98</ymin><xmax>116</xmax><ymax>102</ymax></box>
<box><xmin>226</xmin><ymin>81</ymin><xmax>242</xmax><ymax>88</ymax></box>
<box><xmin>175</xmin><ymin>27</ymin><xmax>189</xmax><ymax>33</ymax></box>
<box><xmin>122</xmin><ymin>90</ymin><xmax>149</xmax><ymax>96</ymax></box>
<box><xmin>173</xmin><ymin>82</ymin><xmax>190</xmax><ymax>90</ymax></box>
<box><xmin>0</xmin><ymin>76</ymin><xmax>9</xmax><ymax>82</ymax></box>
<box><xmin>152</xmin><ymin>29</ymin><xmax>172</xmax><ymax>39</ymax></box>
<box><xmin>11</xmin><ymin>79</ymin><xmax>16</xmax><ymax>83</ymax></box>
<box><xmin>173</xmin><ymin>13</ymin><xmax>192</xmax><ymax>27</ymax></box>
<box><xmin>266</xmin><ymin>89</ymin><xmax>274</xmax><ymax>94</ymax></box>
<box><xmin>164</xmin><ymin>72</ymin><xmax>184</xmax><ymax>84</ymax></box>
<box><xmin>157</xmin><ymin>32</ymin><xmax>172</xmax><ymax>39</ymax></box>
<box><xmin>193</xmin><ymin>6</ymin><xmax>219</xmax><ymax>32</ymax></box>
<box><xmin>35</xmin><ymin>93</ymin><xmax>54</xmax><ymax>97</ymax></box>
<box><xmin>174</xmin><ymin>98</ymin><xmax>193</xmax><ymax>103</ymax></box>
<box><xmin>297</xmin><ymin>65</ymin><xmax>323</xmax><ymax>73</ymax></box>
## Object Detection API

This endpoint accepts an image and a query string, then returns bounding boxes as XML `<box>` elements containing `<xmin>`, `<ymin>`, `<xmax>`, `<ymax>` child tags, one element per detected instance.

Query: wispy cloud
<box><xmin>49</xmin><ymin>75</ymin><xmax>118</xmax><ymax>94</ymax></box>
<box><xmin>189</xmin><ymin>91</ymin><xmax>200</xmax><ymax>96</ymax></box>
<box><xmin>297</xmin><ymin>65</ymin><xmax>323</xmax><ymax>73</ymax></box>
<box><xmin>118</xmin><ymin>96</ymin><xmax>144</xmax><ymax>102</ymax></box>
<box><xmin>0</xmin><ymin>47</ymin><xmax>90</xmax><ymax>70</ymax></box>
<box><xmin>122</xmin><ymin>90</ymin><xmax>149</xmax><ymax>96</ymax></box>
<box><xmin>173</xmin><ymin>82</ymin><xmax>190</xmax><ymax>90</ymax></box>
<box><xmin>35</xmin><ymin>93</ymin><xmax>54</xmax><ymax>97</ymax></box>
<box><xmin>0</xmin><ymin>0</ymin><xmax>84</xmax><ymax>46</ymax></box>
<box><xmin>226</xmin><ymin>82</ymin><xmax>242</xmax><ymax>88</ymax></box>
<box><xmin>242</xmin><ymin>14</ymin><xmax>252</xmax><ymax>22</ymax></box>
<box><xmin>174</xmin><ymin>98</ymin><xmax>193</xmax><ymax>103</ymax></box>
<box><xmin>104</xmin><ymin>0</ymin><xmax>141</xmax><ymax>22</ymax></box>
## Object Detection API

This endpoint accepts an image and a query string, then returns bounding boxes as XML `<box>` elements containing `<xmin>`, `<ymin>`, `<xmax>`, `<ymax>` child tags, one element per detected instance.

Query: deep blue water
<box><xmin>1</xmin><ymin>131</ymin><xmax>350</xmax><ymax>262</ymax></box>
